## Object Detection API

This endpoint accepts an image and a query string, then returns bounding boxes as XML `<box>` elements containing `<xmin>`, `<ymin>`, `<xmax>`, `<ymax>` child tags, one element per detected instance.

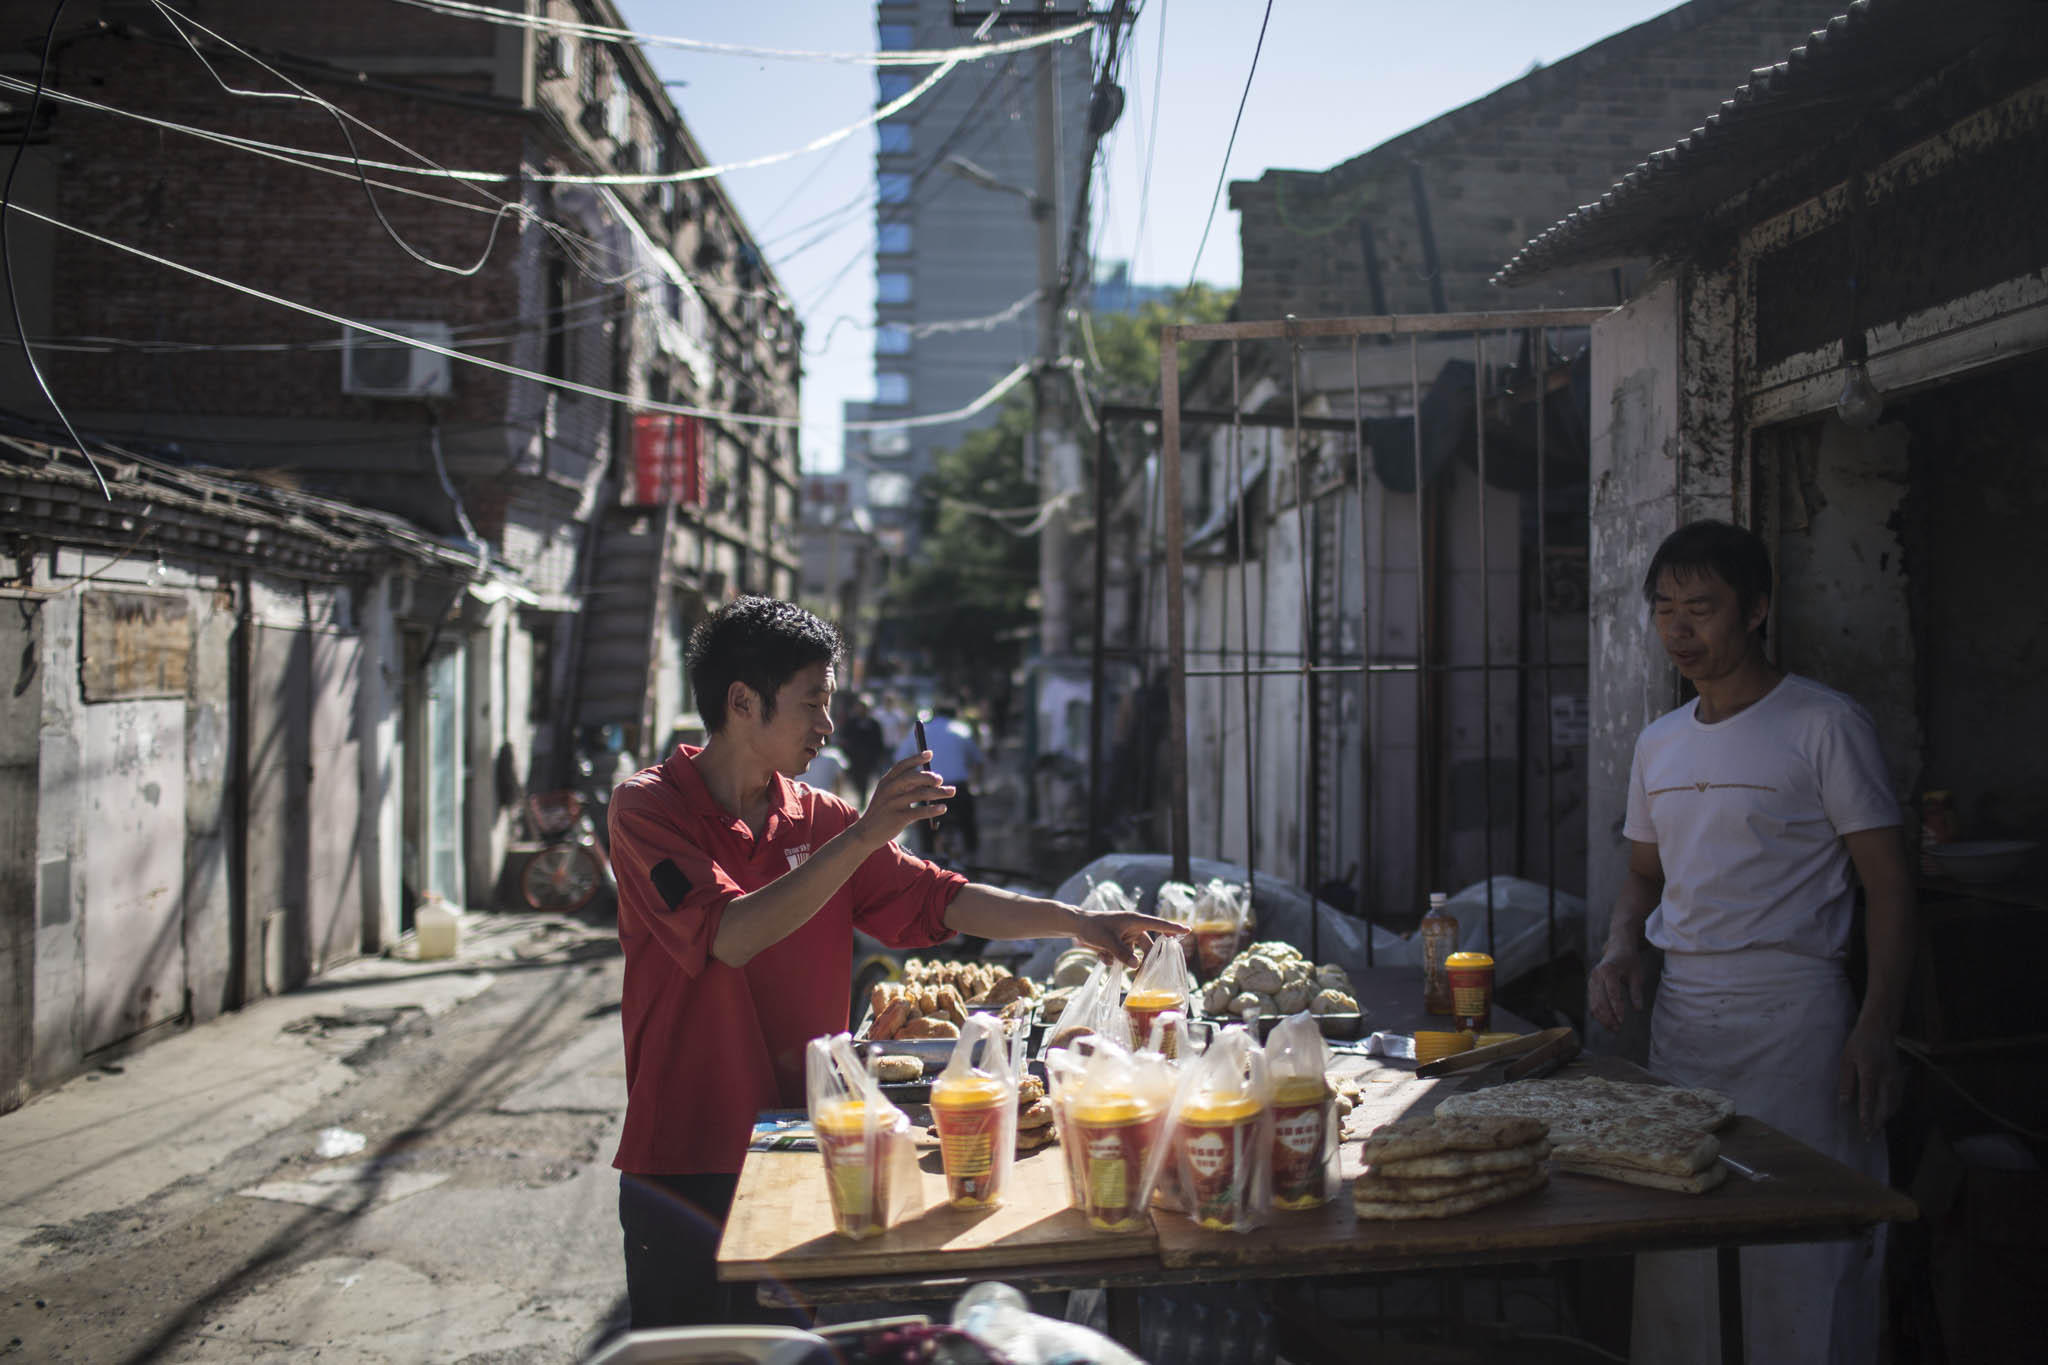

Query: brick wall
<box><xmin>50</xmin><ymin>24</ymin><xmax>524</xmax><ymax>427</ymax></box>
<box><xmin>1229</xmin><ymin>0</ymin><xmax>1853</xmax><ymax>322</ymax></box>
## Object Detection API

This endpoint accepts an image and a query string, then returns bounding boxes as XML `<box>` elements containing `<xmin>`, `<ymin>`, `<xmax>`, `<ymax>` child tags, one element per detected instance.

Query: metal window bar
<box><xmin>1154</xmin><ymin>305</ymin><xmax>1606</xmax><ymax>961</ymax></box>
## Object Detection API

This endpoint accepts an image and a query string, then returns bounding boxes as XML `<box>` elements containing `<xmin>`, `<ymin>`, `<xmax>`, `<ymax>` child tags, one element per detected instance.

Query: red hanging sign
<box><xmin>630</xmin><ymin>413</ymin><xmax>702</xmax><ymax>506</ymax></box>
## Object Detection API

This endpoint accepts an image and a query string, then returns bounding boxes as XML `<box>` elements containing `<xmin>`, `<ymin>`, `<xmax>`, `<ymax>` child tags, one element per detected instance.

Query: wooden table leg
<box><xmin>1717</xmin><ymin>1246</ymin><xmax>1744</xmax><ymax>1365</ymax></box>
<box><xmin>1106</xmin><ymin>1286</ymin><xmax>1142</xmax><ymax>1353</ymax></box>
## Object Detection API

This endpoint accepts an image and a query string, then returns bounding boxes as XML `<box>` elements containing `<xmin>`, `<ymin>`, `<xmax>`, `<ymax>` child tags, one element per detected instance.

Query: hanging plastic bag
<box><xmin>1263</xmin><ymin>1012</ymin><xmax>1338</xmax><ymax>1210</ymax></box>
<box><xmin>930</xmin><ymin>1013</ymin><xmax>1021</xmax><ymax>1209</ymax></box>
<box><xmin>806</xmin><ymin>1033</ymin><xmax>921</xmax><ymax>1240</ymax></box>
<box><xmin>1046</xmin><ymin>955</ymin><xmax>1131</xmax><ymax>1052</ymax></box>
<box><xmin>1150</xmin><ymin>1025</ymin><xmax>1272</xmax><ymax>1232</ymax></box>
<box><xmin>1124</xmin><ymin>934</ymin><xmax>1194</xmax><ymax>1060</ymax></box>
<box><xmin>1190</xmin><ymin>879</ymin><xmax>1251</xmax><ymax>979</ymax></box>
<box><xmin>1055</xmin><ymin>1035</ymin><xmax>1177</xmax><ymax>1233</ymax></box>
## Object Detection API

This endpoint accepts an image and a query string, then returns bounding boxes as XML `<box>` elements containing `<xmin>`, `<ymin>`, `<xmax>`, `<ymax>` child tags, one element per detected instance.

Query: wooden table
<box><xmin>718</xmin><ymin>974</ymin><xmax>1916</xmax><ymax>1363</ymax></box>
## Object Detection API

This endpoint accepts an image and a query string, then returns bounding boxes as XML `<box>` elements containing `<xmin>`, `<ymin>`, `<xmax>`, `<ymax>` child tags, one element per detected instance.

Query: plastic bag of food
<box><xmin>1149</xmin><ymin>1025</ymin><xmax>1272</xmax><ymax>1232</ymax></box>
<box><xmin>1081</xmin><ymin>878</ymin><xmax>1137</xmax><ymax>918</ymax></box>
<box><xmin>805</xmin><ymin>1032</ymin><xmax>921</xmax><ymax>1239</ymax></box>
<box><xmin>1045</xmin><ymin>955</ymin><xmax>1131</xmax><ymax>1052</ymax></box>
<box><xmin>1139</xmin><ymin>1007</ymin><xmax>1199</xmax><ymax>1060</ymax></box>
<box><xmin>1057</xmin><ymin>1035</ymin><xmax>1176</xmax><ymax>1231</ymax></box>
<box><xmin>1263</xmin><ymin>1012</ymin><xmax>1338</xmax><ymax>1209</ymax></box>
<box><xmin>1189</xmin><ymin>879</ymin><xmax>1251</xmax><ymax>978</ymax></box>
<box><xmin>1154</xmin><ymin>881</ymin><xmax>1199</xmax><ymax>927</ymax></box>
<box><xmin>1124</xmin><ymin>934</ymin><xmax>1194</xmax><ymax>1060</ymax></box>
<box><xmin>931</xmin><ymin>1013</ymin><xmax>1021</xmax><ymax>1208</ymax></box>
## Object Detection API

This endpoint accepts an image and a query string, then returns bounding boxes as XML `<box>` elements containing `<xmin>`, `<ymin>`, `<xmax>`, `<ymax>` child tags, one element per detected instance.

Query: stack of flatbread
<box><xmin>1353</xmin><ymin>1116</ymin><xmax>1551</xmax><ymax>1220</ymax></box>
<box><xmin>1434</xmin><ymin>1076</ymin><xmax>1734</xmax><ymax>1194</ymax></box>
<box><xmin>1015</xmin><ymin>1073</ymin><xmax>1057</xmax><ymax>1154</ymax></box>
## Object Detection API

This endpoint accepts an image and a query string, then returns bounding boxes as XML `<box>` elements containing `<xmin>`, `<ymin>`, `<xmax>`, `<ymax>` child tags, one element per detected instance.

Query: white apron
<box><xmin>1631</xmin><ymin>948</ymin><xmax>1887</xmax><ymax>1365</ymax></box>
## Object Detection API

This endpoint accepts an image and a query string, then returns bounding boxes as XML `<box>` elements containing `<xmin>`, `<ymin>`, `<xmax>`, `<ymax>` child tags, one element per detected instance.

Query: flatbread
<box><xmin>1368</xmin><ymin>1140</ymin><xmax>1550</xmax><ymax>1180</ymax></box>
<box><xmin>1358</xmin><ymin>1115</ymin><xmax>1548</xmax><ymax>1163</ymax></box>
<box><xmin>1016</xmin><ymin>1126</ymin><xmax>1058</xmax><ymax>1152</ymax></box>
<box><xmin>1354</xmin><ymin>1167</ymin><xmax>1549</xmax><ymax>1220</ymax></box>
<box><xmin>874</xmin><ymin>1054</ymin><xmax>925</xmax><ymax>1084</ymax></box>
<box><xmin>1435</xmin><ymin>1080</ymin><xmax>1724</xmax><ymax>1176</ymax></box>
<box><xmin>1436</xmin><ymin>1076</ymin><xmax>1736</xmax><ymax>1132</ymax></box>
<box><xmin>1015</xmin><ymin>1076</ymin><xmax>1046</xmax><ymax>1106</ymax></box>
<box><xmin>1554</xmin><ymin>1155</ymin><xmax>1728</xmax><ymax>1195</ymax></box>
<box><xmin>1016</xmin><ymin>1098</ymin><xmax>1056</xmax><ymax>1131</ymax></box>
<box><xmin>1352</xmin><ymin>1166</ymin><xmax>1536</xmax><ymax>1204</ymax></box>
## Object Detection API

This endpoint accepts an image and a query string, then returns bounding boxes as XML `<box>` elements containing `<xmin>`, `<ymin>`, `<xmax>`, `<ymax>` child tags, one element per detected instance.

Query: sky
<box><xmin>617</xmin><ymin>1</ymin><xmax>1696</xmax><ymax>474</ymax></box>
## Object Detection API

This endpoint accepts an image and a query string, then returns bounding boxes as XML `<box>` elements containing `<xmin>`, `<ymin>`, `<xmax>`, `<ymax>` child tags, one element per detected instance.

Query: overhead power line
<box><xmin>386</xmin><ymin>0</ymin><xmax>1097</xmax><ymax>66</ymax></box>
<box><xmin>15</xmin><ymin>201</ymin><xmax>1031</xmax><ymax>435</ymax></box>
<box><xmin>1179</xmin><ymin>0</ymin><xmax>1273</xmax><ymax>317</ymax></box>
<box><xmin>0</xmin><ymin>75</ymin><xmax>783</xmax><ymax>304</ymax></box>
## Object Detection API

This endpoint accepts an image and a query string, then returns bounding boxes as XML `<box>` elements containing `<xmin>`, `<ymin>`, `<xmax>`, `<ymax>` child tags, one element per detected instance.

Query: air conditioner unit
<box><xmin>341</xmin><ymin>321</ymin><xmax>453</xmax><ymax>399</ymax></box>
<box><xmin>538</xmin><ymin>33</ymin><xmax>575</xmax><ymax>81</ymax></box>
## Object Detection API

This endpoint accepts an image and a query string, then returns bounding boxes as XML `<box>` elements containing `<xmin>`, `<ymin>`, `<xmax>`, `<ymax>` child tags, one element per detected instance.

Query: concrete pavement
<box><xmin>1</xmin><ymin>912</ymin><xmax>632</xmax><ymax>1363</ymax></box>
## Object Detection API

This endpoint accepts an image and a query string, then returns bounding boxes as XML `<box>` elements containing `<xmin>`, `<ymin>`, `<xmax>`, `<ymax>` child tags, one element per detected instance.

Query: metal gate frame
<box><xmin>1149</xmin><ymin>306</ymin><xmax>1612</xmax><ymax>962</ymax></box>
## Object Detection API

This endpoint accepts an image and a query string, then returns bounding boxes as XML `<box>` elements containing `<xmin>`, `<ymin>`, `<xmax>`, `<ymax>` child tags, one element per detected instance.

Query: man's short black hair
<box><xmin>1643</xmin><ymin>519</ymin><xmax>1774</xmax><ymax>631</ymax></box>
<box><xmin>686</xmin><ymin>597</ymin><xmax>843</xmax><ymax>733</ymax></box>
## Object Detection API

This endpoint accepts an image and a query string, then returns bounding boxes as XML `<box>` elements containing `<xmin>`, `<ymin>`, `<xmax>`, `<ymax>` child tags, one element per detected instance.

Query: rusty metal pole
<box><xmin>1476</xmin><ymin>332</ymin><xmax>1495</xmax><ymax>954</ymax></box>
<box><xmin>1231</xmin><ymin>343</ymin><xmax>1256</xmax><ymax>905</ymax></box>
<box><xmin>1353</xmin><ymin>337</ymin><xmax>1374</xmax><ymax>963</ymax></box>
<box><xmin>1410</xmin><ymin>336</ymin><xmax>1429</xmax><ymax>910</ymax></box>
<box><xmin>1162</xmin><ymin>328</ymin><xmax>1190</xmax><ymax>883</ymax></box>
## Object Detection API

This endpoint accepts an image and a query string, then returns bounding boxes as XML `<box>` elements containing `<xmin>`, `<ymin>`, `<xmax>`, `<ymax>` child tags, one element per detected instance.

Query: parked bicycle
<box><xmin>520</xmin><ymin>789</ymin><xmax>611</xmax><ymax>912</ymax></box>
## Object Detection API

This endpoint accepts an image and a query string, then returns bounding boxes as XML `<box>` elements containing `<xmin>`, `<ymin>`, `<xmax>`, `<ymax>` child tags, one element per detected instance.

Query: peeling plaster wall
<box><xmin>1585</xmin><ymin>280</ymin><xmax>1689</xmax><ymax>1057</ymax></box>
<box><xmin>1769</xmin><ymin>417</ymin><xmax>1919</xmax><ymax>798</ymax></box>
<box><xmin>0</xmin><ymin>598</ymin><xmax>39</xmax><ymax>1110</ymax></box>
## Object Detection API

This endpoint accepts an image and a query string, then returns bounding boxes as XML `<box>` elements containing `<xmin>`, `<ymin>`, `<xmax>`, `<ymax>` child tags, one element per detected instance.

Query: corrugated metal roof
<box><xmin>1493</xmin><ymin>0</ymin><xmax>2047</xmax><ymax>285</ymax></box>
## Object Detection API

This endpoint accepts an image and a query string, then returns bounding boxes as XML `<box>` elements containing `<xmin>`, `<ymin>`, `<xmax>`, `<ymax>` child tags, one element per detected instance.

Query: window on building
<box><xmin>877</xmin><ymin>71</ymin><xmax>914</xmax><ymax>104</ymax></box>
<box><xmin>876</xmin><ymin>272</ymin><xmax>911</xmax><ymax>305</ymax></box>
<box><xmin>878</xmin><ymin>122</ymin><xmax>912</xmax><ymax>156</ymax></box>
<box><xmin>877</xmin><ymin>22</ymin><xmax>915</xmax><ymax>50</ymax></box>
<box><xmin>877</xmin><ymin>221</ymin><xmax>912</xmax><ymax>255</ymax></box>
<box><xmin>868</xmin><ymin>471</ymin><xmax>913</xmax><ymax>508</ymax></box>
<box><xmin>579</xmin><ymin>47</ymin><xmax>601</xmax><ymax>106</ymax></box>
<box><xmin>875</xmin><ymin>323</ymin><xmax>911</xmax><ymax>356</ymax></box>
<box><xmin>875</xmin><ymin>371</ymin><xmax>910</xmax><ymax>406</ymax></box>
<box><xmin>870</xmin><ymin>425</ymin><xmax>910</xmax><ymax>458</ymax></box>
<box><xmin>877</xmin><ymin>173</ymin><xmax>911</xmax><ymax>205</ymax></box>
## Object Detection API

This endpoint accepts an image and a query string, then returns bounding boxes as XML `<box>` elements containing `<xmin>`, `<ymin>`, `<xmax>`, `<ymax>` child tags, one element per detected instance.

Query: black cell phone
<box><xmin>914</xmin><ymin>717</ymin><xmax>941</xmax><ymax>831</ymax></box>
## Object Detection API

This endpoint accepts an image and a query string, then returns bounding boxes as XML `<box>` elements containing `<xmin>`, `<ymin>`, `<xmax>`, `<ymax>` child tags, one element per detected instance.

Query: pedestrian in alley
<box><xmin>836</xmin><ymin>693</ymin><xmax>887</xmax><ymax>802</ymax></box>
<box><xmin>1587</xmin><ymin>520</ymin><xmax>1914</xmax><ymax>1365</ymax></box>
<box><xmin>605</xmin><ymin>597</ymin><xmax>1182</xmax><ymax>1332</ymax></box>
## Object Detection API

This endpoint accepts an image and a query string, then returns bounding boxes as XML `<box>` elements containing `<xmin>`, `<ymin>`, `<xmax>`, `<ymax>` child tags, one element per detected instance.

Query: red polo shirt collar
<box><xmin>660</xmin><ymin>743</ymin><xmax>805</xmax><ymax>839</ymax></box>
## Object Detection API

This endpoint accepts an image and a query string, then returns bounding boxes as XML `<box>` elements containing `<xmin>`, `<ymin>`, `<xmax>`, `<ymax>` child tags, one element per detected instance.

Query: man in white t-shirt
<box><xmin>1588</xmin><ymin>519</ymin><xmax>1914</xmax><ymax>1365</ymax></box>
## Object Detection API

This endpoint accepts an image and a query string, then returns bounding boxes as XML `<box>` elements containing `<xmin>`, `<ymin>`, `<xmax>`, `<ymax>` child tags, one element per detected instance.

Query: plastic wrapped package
<box><xmin>1057</xmin><ymin>1035</ymin><xmax>1177</xmax><ymax>1231</ymax></box>
<box><xmin>1124</xmin><ymin>934</ymin><xmax>1193</xmax><ymax>1060</ymax></box>
<box><xmin>1150</xmin><ymin>1026</ymin><xmax>1272</xmax><ymax>1232</ymax></box>
<box><xmin>1263</xmin><ymin>1012</ymin><xmax>1338</xmax><ymax>1209</ymax></box>
<box><xmin>1189</xmin><ymin>879</ymin><xmax>1251</xmax><ymax>978</ymax></box>
<box><xmin>930</xmin><ymin>1014</ymin><xmax>1020</xmax><ymax>1209</ymax></box>
<box><xmin>1045</xmin><ymin>956</ymin><xmax>1131</xmax><ymax>1052</ymax></box>
<box><xmin>805</xmin><ymin>1033</ymin><xmax>921</xmax><ymax>1240</ymax></box>
<box><xmin>1153</xmin><ymin>881</ymin><xmax>1198</xmax><ymax>927</ymax></box>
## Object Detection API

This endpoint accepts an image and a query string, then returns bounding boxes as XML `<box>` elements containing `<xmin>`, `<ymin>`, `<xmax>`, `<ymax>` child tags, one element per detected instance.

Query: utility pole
<box><xmin>1031</xmin><ymin>42</ymin><xmax>1067</xmax><ymax>662</ymax></box>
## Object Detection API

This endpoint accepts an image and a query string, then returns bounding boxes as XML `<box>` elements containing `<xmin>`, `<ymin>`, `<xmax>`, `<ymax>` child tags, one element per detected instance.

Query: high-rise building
<box><xmin>859</xmin><ymin>0</ymin><xmax>1095</xmax><ymax>552</ymax></box>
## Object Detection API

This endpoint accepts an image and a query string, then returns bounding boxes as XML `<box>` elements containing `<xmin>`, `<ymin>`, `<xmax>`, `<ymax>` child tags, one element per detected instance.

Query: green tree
<box><xmin>877</xmin><ymin>398</ymin><xmax>1039</xmax><ymax>692</ymax></box>
<box><xmin>873</xmin><ymin>284</ymin><xmax>1236</xmax><ymax>692</ymax></box>
<box><xmin>1085</xmin><ymin>283</ymin><xmax>1237</xmax><ymax>399</ymax></box>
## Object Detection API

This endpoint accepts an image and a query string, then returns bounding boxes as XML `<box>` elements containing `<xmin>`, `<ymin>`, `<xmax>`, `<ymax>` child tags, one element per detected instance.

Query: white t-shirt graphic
<box><xmin>1624</xmin><ymin>674</ymin><xmax>1901</xmax><ymax>961</ymax></box>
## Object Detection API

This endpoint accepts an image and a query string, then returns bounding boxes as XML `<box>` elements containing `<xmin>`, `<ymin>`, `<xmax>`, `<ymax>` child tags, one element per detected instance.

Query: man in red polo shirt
<box><xmin>608</xmin><ymin>597</ymin><xmax>1180</xmax><ymax>1330</ymax></box>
